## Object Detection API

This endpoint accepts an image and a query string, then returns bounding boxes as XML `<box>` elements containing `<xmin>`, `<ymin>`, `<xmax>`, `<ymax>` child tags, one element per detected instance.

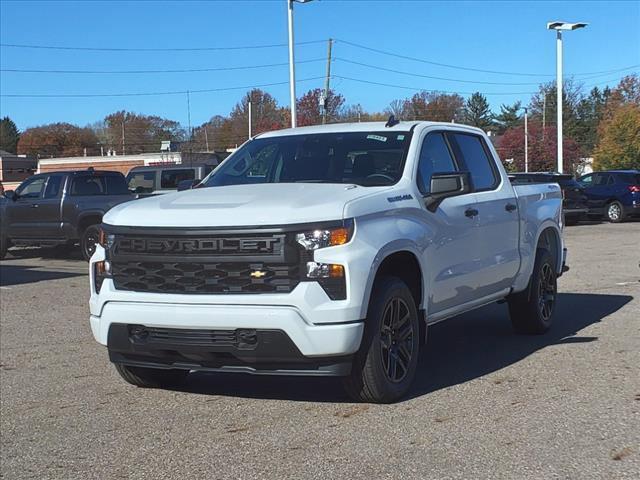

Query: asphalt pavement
<box><xmin>1</xmin><ymin>222</ymin><xmax>639</xmax><ymax>479</ymax></box>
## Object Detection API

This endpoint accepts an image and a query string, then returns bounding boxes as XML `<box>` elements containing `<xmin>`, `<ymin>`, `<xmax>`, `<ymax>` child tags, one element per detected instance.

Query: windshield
<box><xmin>202</xmin><ymin>131</ymin><xmax>412</xmax><ymax>188</ymax></box>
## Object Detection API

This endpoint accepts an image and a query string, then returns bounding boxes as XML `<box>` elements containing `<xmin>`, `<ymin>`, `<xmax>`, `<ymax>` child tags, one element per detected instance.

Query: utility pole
<box><xmin>322</xmin><ymin>38</ymin><xmax>333</xmax><ymax>124</ymax></box>
<box><xmin>204</xmin><ymin>126</ymin><xmax>210</xmax><ymax>152</ymax></box>
<box><xmin>187</xmin><ymin>91</ymin><xmax>192</xmax><ymax>140</ymax></box>
<box><xmin>121</xmin><ymin>119</ymin><xmax>125</xmax><ymax>156</ymax></box>
<box><xmin>248</xmin><ymin>93</ymin><xmax>253</xmax><ymax>139</ymax></box>
<box><xmin>524</xmin><ymin>107</ymin><xmax>529</xmax><ymax>173</ymax></box>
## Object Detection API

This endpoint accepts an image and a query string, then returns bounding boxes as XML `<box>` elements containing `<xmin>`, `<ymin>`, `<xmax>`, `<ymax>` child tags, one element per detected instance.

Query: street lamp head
<box><xmin>547</xmin><ymin>21</ymin><xmax>588</xmax><ymax>31</ymax></box>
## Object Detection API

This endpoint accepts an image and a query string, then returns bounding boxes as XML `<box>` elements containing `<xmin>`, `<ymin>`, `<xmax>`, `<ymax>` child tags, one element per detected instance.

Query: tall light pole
<box><xmin>547</xmin><ymin>21</ymin><xmax>587</xmax><ymax>173</ymax></box>
<box><xmin>523</xmin><ymin>107</ymin><xmax>529</xmax><ymax>173</ymax></box>
<box><xmin>287</xmin><ymin>0</ymin><xmax>314</xmax><ymax>128</ymax></box>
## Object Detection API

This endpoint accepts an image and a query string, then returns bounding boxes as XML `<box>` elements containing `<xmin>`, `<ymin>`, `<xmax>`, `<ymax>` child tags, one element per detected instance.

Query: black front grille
<box><xmin>112</xmin><ymin>261</ymin><xmax>300</xmax><ymax>294</ymax></box>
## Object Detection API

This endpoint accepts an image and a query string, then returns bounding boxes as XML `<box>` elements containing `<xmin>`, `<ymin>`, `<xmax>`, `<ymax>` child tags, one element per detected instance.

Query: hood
<box><xmin>103</xmin><ymin>183</ymin><xmax>390</xmax><ymax>228</ymax></box>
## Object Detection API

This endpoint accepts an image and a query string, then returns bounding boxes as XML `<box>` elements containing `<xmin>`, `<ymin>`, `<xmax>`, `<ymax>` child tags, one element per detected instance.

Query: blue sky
<box><xmin>1</xmin><ymin>0</ymin><xmax>638</xmax><ymax>130</ymax></box>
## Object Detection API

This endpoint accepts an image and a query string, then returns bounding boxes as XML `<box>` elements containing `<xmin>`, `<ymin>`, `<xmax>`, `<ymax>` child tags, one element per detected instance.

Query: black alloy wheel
<box><xmin>380</xmin><ymin>297</ymin><xmax>414</xmax><ymax>383</ymax></box>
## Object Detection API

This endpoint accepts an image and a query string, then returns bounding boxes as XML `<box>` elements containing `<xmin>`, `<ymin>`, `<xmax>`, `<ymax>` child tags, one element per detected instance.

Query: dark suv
<box><xmin>577</xmin><ymin>170</ymin><xmax>640</xmax><ymax>222</ymax></box>
<box><xmin>1</xmin><ymin>169</ymin><xmax>134</xmax><ymax>260</ymax></box>
<box><xmin>510</xmin><ymin>172</ymin><xmax>589</xmax><ymax>225</ymax></box>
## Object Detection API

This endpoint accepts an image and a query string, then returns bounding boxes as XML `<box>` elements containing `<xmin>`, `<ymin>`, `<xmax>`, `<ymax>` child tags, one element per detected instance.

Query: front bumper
<box><xmin>107</xmin><ymin>324</ymin><xmax>354</xmax><ymax>376</ymax></box>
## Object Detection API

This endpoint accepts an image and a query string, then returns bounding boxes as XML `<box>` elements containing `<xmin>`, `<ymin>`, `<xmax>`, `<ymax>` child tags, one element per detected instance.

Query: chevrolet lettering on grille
<box><xmin>116</xmin><ymin>237</ymin><xmax>283</xmax><ymax>255</ymax></box>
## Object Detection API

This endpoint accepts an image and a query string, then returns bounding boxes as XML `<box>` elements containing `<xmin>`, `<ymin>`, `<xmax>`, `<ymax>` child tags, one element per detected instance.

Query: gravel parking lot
<box><xmin>1</xmin><ymin>222</ymin><xmax>639</xmax><ymax>479</ymax></box>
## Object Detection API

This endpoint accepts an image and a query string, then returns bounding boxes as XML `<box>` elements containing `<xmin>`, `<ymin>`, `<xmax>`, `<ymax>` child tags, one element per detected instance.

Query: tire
<box><xmin>343</xmin><ymin>276</ymin><xmax>420</xmax><ymax>403</ymax></box>
<box><xmin>564</xmin><ymin>216</ymin><xmax>579</xmax><ymax>226</ymax></box>
<box><xmin>508</xmin><ymin>249</ymin><xmax>557</xmax><ymax>335</ymax></box>
<box><xmin>605</xmin><ymin>201</ymin><xmax>624</xmax><ymax>223</ymax></box>
<box><xmin>114</xmin><ymin>363</ymin><xmax>189</xmax><ymax>388</ymax></box>
<box><xmin>81</xmin><ymin>224</ymin><xmax>101</xmax><ymax>261</ymax></box>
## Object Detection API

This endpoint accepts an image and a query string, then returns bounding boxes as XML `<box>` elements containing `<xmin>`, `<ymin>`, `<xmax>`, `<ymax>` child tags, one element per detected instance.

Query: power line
<box><xmin>332</xmin><ymin>75</ymin><xmax>538</xmax><ymax>95</ymax></box>
<box><xmin>0</xmin><ymin>40</ymin><xmax>326</xmax><ymax>52</ymax></box>
<box><xmin>335</xmin><ymin>58</ymin><xmax>639</xmax><ymax>86</ymax></box>
<box><xmin>0</xmin><ymin>76</ymin><xmax>326</xmax><ymax>98</ymax></box>
<box><xmin>0</xmin><ymin>58</ymin><xmax>325</xmax><ymax>74</ymax></box>
<box><xmin>335</xmin><ymin>38</ymin><xmax>640</xmax><ymax>78</ymax></box>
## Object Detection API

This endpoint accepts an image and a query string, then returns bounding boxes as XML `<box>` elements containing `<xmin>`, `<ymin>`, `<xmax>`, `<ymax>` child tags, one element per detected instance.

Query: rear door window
<box><xmin>449</xmin><ymin>133</ymin><xmax>498</xmax><ymax>191</ymax></box>
<box><xmin>417</xmin><ymin>133</ymin><xmax>457</xmax><ymax>194</ymax></box>
<box><xmin>70</xmin><ymin>176</ymin><xmax>106</xmax><ymax>196</ymax></box>
<box><xmin>160</xmin><ymin>169</ymin><xmax>195</xmax><ymax>189</ymax></box>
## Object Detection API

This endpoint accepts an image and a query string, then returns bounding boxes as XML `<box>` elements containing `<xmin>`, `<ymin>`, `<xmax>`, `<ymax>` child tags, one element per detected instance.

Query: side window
<box><xmin>16</xmin><ymin>176</ymin><xmax>46</xmax><ymax>199</ymax></box>
<box><xmin>44</xmin><ymin>176</ymin><xmax>63</xmax><ymax>199</ymax></box>
<box><xmin>417</xmin><ymin>133</ymin><xmax>457</xmax><ymax>194</ymax></box>
<box><xmin>607</xmin><ymin>175</ymin><xmax>615</xmax><ymax>185</ymax></box>
<box><xmin>579</xmin><ymin>174</ymin><xmax>593</xmax><ymax>186</ymax></box>
<box><xmin>450</xmin><ymin>133</ymin><xmax>498</xmax><ymax>191</ymax></box>
<box><xmin>70</xmin><ymin>176</ymin><xmax>106</xmax><ymax>196</ymax></box>
<box><xmin>593</xmin><ymin>174</ymin><xmax>609</xmax><ymax>186</ymax></box>
<box><xmin>160</xmin><ymin>169</ymin><xmax>196</xmax><ymax>189</ymax></box>
<box><xmin>127</xmin><ymin>171</ymin><xmax>156</xmax><ymax>193</ymax></box>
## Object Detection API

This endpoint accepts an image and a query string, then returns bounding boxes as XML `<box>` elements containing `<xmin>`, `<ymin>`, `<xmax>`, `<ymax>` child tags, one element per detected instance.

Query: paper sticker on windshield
<box><xmin>397</xmin><ymin>135</ymin><xmax>405</xmax><ymax>140</ymax></box>
<box><xmin>367</xmin><ymin>135</ymin><xmax>387</xmax><ymax>142</ymax></box>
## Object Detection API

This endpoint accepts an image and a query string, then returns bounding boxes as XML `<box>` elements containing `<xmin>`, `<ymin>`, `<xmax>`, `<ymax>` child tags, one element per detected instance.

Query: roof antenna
<box><xmin>385</xmin><ymin>115</ymin><xmax>400</xmax><ymax>128</ymax></box>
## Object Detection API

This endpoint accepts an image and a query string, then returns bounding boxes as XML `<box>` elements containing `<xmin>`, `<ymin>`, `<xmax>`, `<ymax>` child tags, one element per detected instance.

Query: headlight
<box><xmin>94</xmin><ymin>227</ymin><xmax>114</xmax><ymax>293</ymax></box>
<box><xmin>295</xmin><ymin>219</ymin><xmax>354</xmax><ymax>250</ymax></box>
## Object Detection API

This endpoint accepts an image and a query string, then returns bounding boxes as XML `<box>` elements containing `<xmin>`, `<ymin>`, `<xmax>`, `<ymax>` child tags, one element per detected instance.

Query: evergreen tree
<box><xmin>493</xmin><ymin>101</ymin><xmax>522</xmax><ymax>135</ymax></box>
<box><xmin>0</xmin><ymin>117</ymin><xmax>20</xmax><ymax>153</ymax></box>
<box><xmin>462</xmin><ymin>92</ymin><xmax>493</xmax><ymax>131</ymax></box>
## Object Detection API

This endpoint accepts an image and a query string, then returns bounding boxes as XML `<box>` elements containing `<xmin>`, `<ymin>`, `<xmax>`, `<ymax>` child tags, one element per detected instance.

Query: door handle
<box><xmin>505</xmin><ymin>203</ymin><xmax>517</xmax><ymax>212</ymax></box>
<box><xmin>465</xmin><ymin>208</ymin><xmax>479</xmax><ymax>218</ymax></box>
<box><xmin>31</xmin><ymin>204</ymin><xmax>39</xmax><ymax>208</ymax></box>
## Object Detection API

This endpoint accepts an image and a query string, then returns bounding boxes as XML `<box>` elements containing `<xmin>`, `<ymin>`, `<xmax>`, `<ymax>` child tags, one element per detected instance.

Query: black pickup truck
<box><xmin>0</xmin><ymin>169</ymin><xmax>134</xmax><ymax>260</ymax></box>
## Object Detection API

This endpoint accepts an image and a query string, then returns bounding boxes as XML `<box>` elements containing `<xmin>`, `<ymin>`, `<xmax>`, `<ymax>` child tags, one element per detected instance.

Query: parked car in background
<box><xmin>0</xmin><ymin>169</ymin><xmax>134</xmax><ymax>260</ymax></box>
<box><xmin>126</xmin><ymin>164</ymin><xmax>217</xmax><ymax>196</ymax></box>
<box><xmin>510</xmin><ymin>172</ymin><xmax>589</xmax><ymax>225</ymax></box>
<box><xmin>577</xmin><ymin>170</ymin><xmax>640</xmax><ymax>223</ymax></box>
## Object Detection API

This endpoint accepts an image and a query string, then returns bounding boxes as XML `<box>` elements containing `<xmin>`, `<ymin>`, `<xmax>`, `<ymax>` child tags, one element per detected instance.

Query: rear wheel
<box><xmin>605</xmin><ymin>201</ymin><xmax>624</xmax><ymax>223</ymax></box>
<box><xmin>114</xmin><ymin>363</ymin><xmax>189</xmax><ymax>388</ymax></box>
<box><xmin>343</xmin><ymin>277</ymin><xmax>420</xmax><ymax>403</ymax></box>
<box><xmin>81</xmin><ymin>224</ymin><xmax>101</xmax><ymax>261</ymax></box>
<box><xmin>508</xmin><ymin>249</ymin><xmax>557</xmax><ymax>334</ymax></box>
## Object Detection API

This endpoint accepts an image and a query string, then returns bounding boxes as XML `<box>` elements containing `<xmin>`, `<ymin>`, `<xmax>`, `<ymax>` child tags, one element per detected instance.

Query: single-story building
<box><xmin>0</xmin><ymin>150</ymin><xmax>38</xmax><ymax>190</ymax></box>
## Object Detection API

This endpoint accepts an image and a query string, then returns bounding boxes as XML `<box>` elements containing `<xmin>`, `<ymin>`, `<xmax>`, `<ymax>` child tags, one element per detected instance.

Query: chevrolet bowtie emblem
<box><xmin>250</xmin><ymin>270</ymin><xmax>267</xmax><ymax>279</ymax></box>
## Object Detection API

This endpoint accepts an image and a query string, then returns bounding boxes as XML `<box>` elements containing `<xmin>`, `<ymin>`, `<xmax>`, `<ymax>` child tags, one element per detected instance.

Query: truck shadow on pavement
<box><xmin>0</xmin><ymin>264</ymin><xmax>84</xmax><ymax>286</ymax></box>
<box><xmin>181</xmin><ymin>291</ymin><xmax>633</xmax><ymax>403</ymax></box>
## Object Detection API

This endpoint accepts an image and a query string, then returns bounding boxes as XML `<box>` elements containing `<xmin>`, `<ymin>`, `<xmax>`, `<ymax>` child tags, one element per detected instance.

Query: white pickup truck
<box><xmin>89</xmin><ymin>121</ymin><xmax>566</xmax><ymax>403</ymax></box>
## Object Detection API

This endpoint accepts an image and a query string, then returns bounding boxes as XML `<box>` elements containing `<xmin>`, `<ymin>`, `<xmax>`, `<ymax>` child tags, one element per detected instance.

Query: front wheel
<box><xmin>81</xmin><ymin>224</ymin><xmax>101</xmax><ymax>261</ymax></box>
<box><xmin>605</xmin><ymin>201</ymin><xmax>624</xmax><ymax>223</ymax></box>
<box><xmin>114</xmin><ymin>363</ymin><xmax>189</xmax><ymax>388</ymax></box>
<box><xmin>343</xmin><ymin>277</ymin><xmax>420</xmax><ymax>403</ymax></box>
<box><xmin>508</xmin><ymin>249</ymin><xmax>557</xmax><ymax>334</ymax></box>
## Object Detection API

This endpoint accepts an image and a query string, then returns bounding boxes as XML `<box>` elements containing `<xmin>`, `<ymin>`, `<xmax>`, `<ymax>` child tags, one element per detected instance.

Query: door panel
<box><xmin>415</xmin><ymin>131</ymin><xmax>483</xmax><ymax>314</ymax></box>
<box><xmin>447</xmin><ymin>132</ymin><xmax>520</xmax><ymax>296</ymax></box>
<box><xmin>424</xmin><ymin>194</ymin><xmax>481</xmax><ymax>313</ymax></box>
<box><xmin>6</xmin><ymin>176</ymin><xmax>47</xmax><ymax>238</ymax></box>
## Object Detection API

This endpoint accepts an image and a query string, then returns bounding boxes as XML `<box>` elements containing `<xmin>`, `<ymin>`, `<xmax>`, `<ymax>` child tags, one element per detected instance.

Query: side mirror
<box><xmin>4</xmin><ymin>190</ymin><xmax>17</xmax><ymax>201</ymax></box>
<box><xmin>424</xmin><ymin>172</ymin><xmax>471</xmax><ymax>211</ymax></box>
<box><xmin>177</xmin><ymin>179</ymin><xmax>201</xmax><ymax>191</ymax></box>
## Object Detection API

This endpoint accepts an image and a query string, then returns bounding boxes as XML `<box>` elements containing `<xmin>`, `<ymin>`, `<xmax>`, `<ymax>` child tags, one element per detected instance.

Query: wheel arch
<box><xmin>360</xmin><ymin>242</ymin><xmax>426</xmax><ymax>320</ymax></box>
